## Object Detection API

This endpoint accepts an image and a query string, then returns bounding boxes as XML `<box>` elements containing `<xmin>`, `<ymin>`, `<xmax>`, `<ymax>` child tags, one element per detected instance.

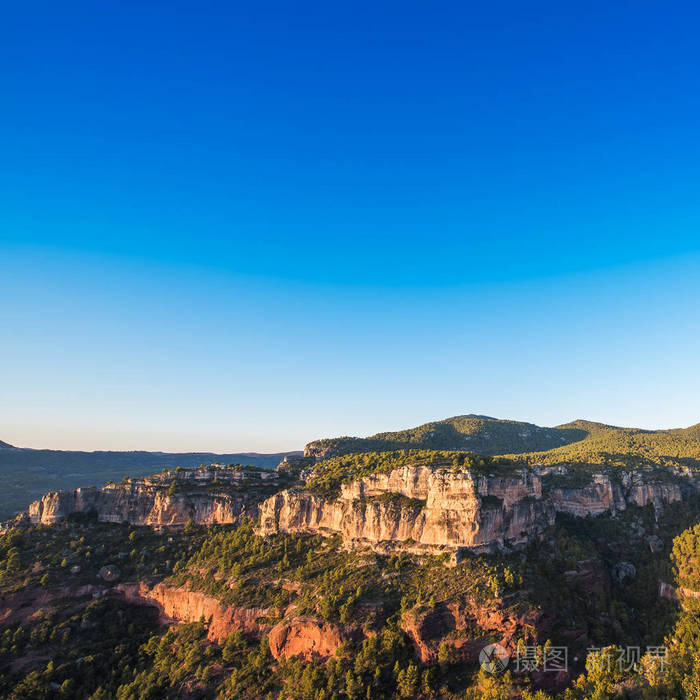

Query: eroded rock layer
<box><xmin>27</xmin><ymin>466</ymin><xmax>281</xmax><ymax>527</ymax></box>
<box><xmin>257</xmin><ymin>465</ymin><xmax>696</xmax><ymax>554</ymax></box>
<box><xmin>118</xmin><ymin>582</ymin><xmax>360</xmax><ymax>660</ymax></box>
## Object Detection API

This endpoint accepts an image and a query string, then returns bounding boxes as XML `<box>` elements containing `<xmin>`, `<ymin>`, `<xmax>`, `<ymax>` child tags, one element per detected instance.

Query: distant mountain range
<box><xmin>0</xmin><ymin>443</ymin><xmax>301</xmax><ymax>520</ymax></box>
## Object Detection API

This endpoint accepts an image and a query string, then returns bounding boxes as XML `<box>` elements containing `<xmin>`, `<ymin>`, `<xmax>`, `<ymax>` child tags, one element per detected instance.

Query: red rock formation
<box><xmin>268</xmin><ymin>617</ymin><xmax>363</xmax><ymax>661</ymax></box>
<box><xmin>118</xmin><ymin>582</ymin><xmax>272</xmax><ymax>642</ymax></box>
<box><xmin>401</xmin><ymin>599</ymin><xmax>545</xmax><ymax>665</ymax></box>
<box><xmin>118</xmin><ymin>582</ymin><xmax>360</xmax><ymax>661</ymax></box>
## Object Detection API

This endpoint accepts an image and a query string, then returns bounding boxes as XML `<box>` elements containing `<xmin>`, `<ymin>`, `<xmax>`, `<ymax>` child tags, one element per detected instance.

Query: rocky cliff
<box><xmin>119</xmin><ymin>581</ymin><xmax>360</xmax><ymax>660</ymax></box>
<box><xmin>23</xmin><ymin>457</ymin><xmax>697</xmax><ymax>558</ymax></box>
<box><xmin>27</xmin><ymin>465</ymin><xmax>285</xmax><ymax>527</ymax></box>
<box><xmin>259</xmin><ymin>466</ymin><xmax>551</xmax><ymax>554</ymax></box>
<box><xmin>401</xmin><ymin>596</ymin><xmax>547</xmax><ymax>664</ymax></box>
<box><xmin>118</xmin><ymin>581</ymin><xmax>273</xmax><ymax>642</ymax></box>
<box><xmin>258</xmin><ymin>464</ymin><xmax>697</xmax><ymax>555</ymax></box>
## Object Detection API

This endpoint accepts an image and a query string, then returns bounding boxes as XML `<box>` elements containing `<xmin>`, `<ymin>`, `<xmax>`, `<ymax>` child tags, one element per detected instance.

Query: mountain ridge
<box><xmin>305</xmin><ymin>414</ymin><xmax>700</xmax><ymax>468</ymax></box>
<box><xmin>305</xmin><ymin>414</ymin><xmax>589</xmax><ymax>459</ymax></box>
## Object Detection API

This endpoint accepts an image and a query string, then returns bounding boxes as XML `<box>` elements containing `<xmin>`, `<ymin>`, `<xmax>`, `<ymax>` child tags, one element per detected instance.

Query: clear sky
<box><xmin>2</xmin><ymin>1</ymin><xmax>700</xmax><ymax>452</ymax></box>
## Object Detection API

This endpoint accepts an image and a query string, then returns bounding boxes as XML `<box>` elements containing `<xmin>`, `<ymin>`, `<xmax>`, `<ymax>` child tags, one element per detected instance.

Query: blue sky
<box><xmin>2</xmin><ymin>1</ymin><xmax>700</xmax><ymax>451</ymax></box>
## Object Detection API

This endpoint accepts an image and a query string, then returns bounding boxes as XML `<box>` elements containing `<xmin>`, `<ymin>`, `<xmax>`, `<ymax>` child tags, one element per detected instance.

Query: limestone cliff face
<box><xmin>548</xmin><ymin>471</ymin><xmax>683</xmax><ymax>518</ymax></box>
<box><xmin>25</xmin><ymin>459</ymin><xmax>694</xmax><ymax>555</ymax></box>
<box><xmin>303</xmin><ymin>442</ymin><xmax>337</xmax><ymax>460</ymax></box>
<box><xmin>28</xmin><ymin>466</ymin><xmax>281</xmax><ymax>527</ymax></box>
<box><xmin>259</xmin><ymin>466</ymin><xmax>554</xmax><ymax>552</ymax></box>
<box><xmin>258</xmin><ymin>465</ymin><xmax>694</xmax><ymax>553</ymax></box>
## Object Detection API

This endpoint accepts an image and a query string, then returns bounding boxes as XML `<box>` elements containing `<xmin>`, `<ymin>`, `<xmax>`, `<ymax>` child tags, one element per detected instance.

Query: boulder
<box><xmin>611</xmin><ymin>561</ymin><xmax>636</xmax><ymax>585</ymax></box>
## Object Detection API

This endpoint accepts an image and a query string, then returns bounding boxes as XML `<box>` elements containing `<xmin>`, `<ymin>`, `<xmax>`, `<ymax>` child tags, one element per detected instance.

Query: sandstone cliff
<box><xmin>24</xmin><ymin>458</ymin><xmax>697</xmax><ymax>559</ymax></box>
<box><xmin>118</xmin><ymin>581</ymin><xmax>273</xmax><ymax>642</ymax></box>
<box><xmin>119</xmin><ymin>581</ymin><xmax>360</xmax><ymax>660</ymax></box>
<box><xmin>28</xmin><ymin>465</ymin><xmax>284</xmax><ymax>527</ymax></box>
<box><xmin>267</xmin><ymin>617</ymin><xmax>364</xmax><ymax>661</ymax></box>
<box><xmin>258</xmin><ymin>464</ymin><xmax>696</xmax><ymax>554</ymax></box>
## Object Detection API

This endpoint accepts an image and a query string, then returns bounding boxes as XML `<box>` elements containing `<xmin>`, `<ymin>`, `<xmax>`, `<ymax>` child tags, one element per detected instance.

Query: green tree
<box><xmin>397</xmin><ymin>663</ymin><xmax>419</xmax><ymax>698</ymax></box>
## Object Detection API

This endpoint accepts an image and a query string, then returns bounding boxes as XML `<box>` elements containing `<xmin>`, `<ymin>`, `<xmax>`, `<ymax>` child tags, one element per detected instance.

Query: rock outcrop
<box><xmin>258</xmin><ymin>464</ymin><xmax>696</xmax><ymax>555</ymax></box>
<box><xmin>401</xmin><ymin>598</ymin><xmax>546</xmax><ymax>664</ymax></box>
<box><xmin>548</xmin><ymin>472</ymin><xmax>683</xmax><ymax>519</ymax></box>
<box><xmin>24</xmin><ymin>458</ymin><xmax>697</xmax><ymax>559</ymax></box>
<box><xmin>118</xmin><ymin>582</ymin><xmax>273</xmax><ymax>642</ymax></box>
<box><xmin>28</xmin><ymin>466</ymin><xmax>282</xmax><ymax>527</ymax></box>
<box><xmin>118</xmin><ymin>582</ymin><xmax>359</xmax><ymax>660</ymax></box>
<box><xmin>268</xmin><ymin>617</ymin><xmax>363</xmax><ymax>661</ymax></box>
<box><xmin>259</xmin><ymin>466</ymin><xmax>552</xmax><ymax>554</ymax></box>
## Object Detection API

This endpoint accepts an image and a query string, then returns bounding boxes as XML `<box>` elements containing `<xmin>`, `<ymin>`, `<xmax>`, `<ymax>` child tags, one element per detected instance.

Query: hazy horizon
<box><xmin>4</xmin><ymin>403</ymin><xmax>700</xmax><ymax>454</ymax></box>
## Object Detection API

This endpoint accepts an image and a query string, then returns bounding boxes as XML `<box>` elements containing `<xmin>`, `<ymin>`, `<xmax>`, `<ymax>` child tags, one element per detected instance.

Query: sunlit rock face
<box><xmin>401</xmin><ymin>598</ymin><xmax>546</xmax><ymax>664</ymax></box>
<box><xmin>267</xmin><ymin>617</ymin><xmax>364</xmax><ymax>661</ymax></box>
<box><xmin>27</xmin><ymin>466</ymin><xmax>279</xmax><ymax>527</ymax></box>
<box><xmin>258</xmin><ymin>466</ymin><xmax>553</xmax><ymax>552</ymax></box>
<box><xmin>548</xmin><ymin>472</ymin><xmax>684</xmax><ymax>519</ymax></box>
<box><xmin>118</xmin><ymin>582</ymin><xmax>359</xmax><ymax>660</ymax></box>
<box><xmin>118</xmin><ymin>582</ymin><xmax>272</xmax><ymax>643</ymax></box>
<box><xmin>26</xmin><ymin>459</ymin><xmax>694</xmax><ymax>555</ymax></box>
<box><xmin>258</xmin><ymin>465</ymin><xmax>694</xmax><ymax>554</ymax></box>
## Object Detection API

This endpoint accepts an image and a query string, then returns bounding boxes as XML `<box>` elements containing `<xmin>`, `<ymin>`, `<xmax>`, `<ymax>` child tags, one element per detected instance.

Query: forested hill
<box><xmin>304</xmin><ymin>414</ymin><xmax>588</xmax><ymax>458</ymax></box>
<box><xmin>305</xmin><ymin>414</ymin><xmax>700</xmax><ymax>467</ymax></box>
<box><xmin>0</xmin><ymin>440</ymin><xmax>15</xmax><ymax>449</ymax></box>
<box><xmin>518</xmin><ymin>419</ymin><xmax>700</xmax><ymax>468</ymax></box>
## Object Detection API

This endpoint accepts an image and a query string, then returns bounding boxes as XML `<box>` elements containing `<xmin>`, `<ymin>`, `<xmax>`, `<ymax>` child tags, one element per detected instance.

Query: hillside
<box><xmin>0</xmin><ymin>439</ymin><xmax>14</xmax><ymax>449</ymax></box>
<box><xmin>0</xmin><ymin>446</ymin><xmax>301</xmax><ymax>521</ymax></box>
<box><xmin>3</xmin><ymin>416</ymin><xmax>700</xmax><ymax>698</ymax></box>
<box><xmin>304</xmin><ymin>414</ymin><xmax>588</xmax><ymax>458</ymax></box>
<box><xmin>3</xmin><ymin>450</ymin><xmax>700</xmax><ymax>698</ymax></box>
<box><xmin>304</xmin><ymin>414</ymin><xmax>700</xmax><ymax>475</ymax></box>
<box><xmin>517</xmin><ymin>419</ymin><xmax>700</xmax><ymax>469</ymax></box>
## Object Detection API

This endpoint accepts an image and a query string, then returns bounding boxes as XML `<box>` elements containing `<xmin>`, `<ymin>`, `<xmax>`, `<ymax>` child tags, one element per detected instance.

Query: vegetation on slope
<box><xmin>1</xmin><ymin>491</ymin><xmax>700</xmax><ymax>698</ymax></box>
<box><xmin>3</xmin><ymin>412</ymin><xmax>700</xmax><ymax>699</ymax></box>
<box><xmin>305</xmin><ymin>415</ymin><xmax>700</xmax><ymax>482</ymax></box>
<box><xmin>517</xmin><ymin>419</ymin><xmax>700</xmax><ymax>470</ymax></box>
<box><xmin>169</xmin><ymin>518</ymin><xmax>513</xmax><ymax>616</ymax></box>
<box><xmin>305</xmin><ymin>415</ymin><xmax>588</xmax><ymax>458</ymax></box>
